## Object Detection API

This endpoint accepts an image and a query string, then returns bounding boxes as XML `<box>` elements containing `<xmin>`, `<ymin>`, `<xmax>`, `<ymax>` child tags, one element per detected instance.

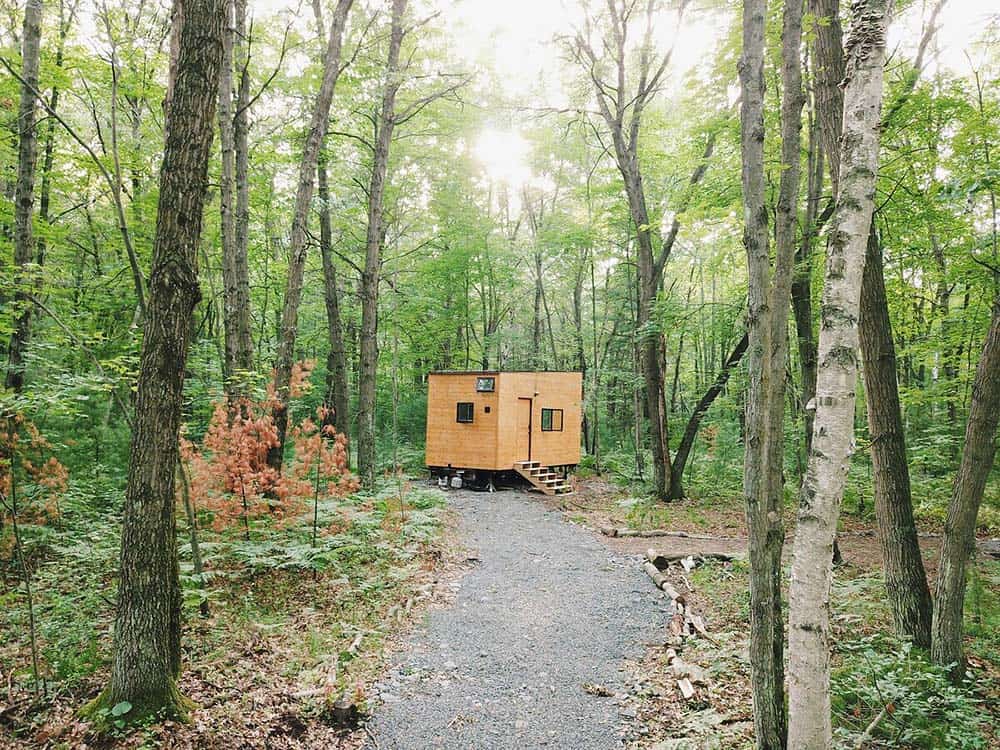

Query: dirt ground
<box><xmin>541</xmin><ymin>476</ymin><xmax>998</xmax><ymax>749</ymax></box>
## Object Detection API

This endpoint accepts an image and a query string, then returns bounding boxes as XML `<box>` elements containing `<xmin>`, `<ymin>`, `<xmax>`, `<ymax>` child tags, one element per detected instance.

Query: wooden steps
<box><xmin>513</xmin><ymin>461</ymin><xmax>573</xmax><ymax>496</ymax></box>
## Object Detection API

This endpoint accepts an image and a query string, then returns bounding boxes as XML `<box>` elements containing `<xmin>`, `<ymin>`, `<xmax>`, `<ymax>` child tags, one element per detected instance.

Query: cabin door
<box><xmin>515</xmin><ymin>398</ymin><xmax>532</xmax><ymax>461</ymax></box>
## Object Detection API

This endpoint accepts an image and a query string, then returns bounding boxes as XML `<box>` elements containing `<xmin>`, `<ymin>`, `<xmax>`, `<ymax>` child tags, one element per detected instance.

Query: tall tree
<box><xmin>5</xmin><ymin>0</ymin><xmax>43</xmax><ymax>392</ymax></box>
<box><xmin>218</xmin><ymin>0</ymin><xmax>254</xmax><ymax>399</ymax></box>
<box><xmin>859</xmin><ymin>228</ymin><xmax>933</xmax><ymax>647</ymax></box>
<box><xmin>268</xmin><ymin>0</ymin><xmax>354</xmax><ymax>473</ymax></box>
<box><xmin>357</xmin><ymin>0</ymin><xmax>407</xmax><ymax>489</ymax></box>
<box><xmin>84</xmin><ymin>0</ymin><xmax>225</xmax><ymax>720</ymax></box>
<box><xmin>567</xmin><ymin>0</ymin><xmax>704</xmax><ymax>499</ymax></box>
<box><xmin>317</xmin><ymin>150</ymin><xmax>351</xmax><ymax>441</ymax></box>
<box><xmin>855</xmin><ymin>0</ymin><xmax>946</xmax><ymax>646</ymax></box>
<box><xmin>311</xmin><ymin>0</ymin><xmax>351</xmax><ymax>442</ymax></box>
<box><xmin>932</xmin><ymin>297</ymin><xmax>1000</xmax><ymax>676</ymax></box>
<box><xmin>787</xmin><ymin>1</ymin><xmax>892</xmax><ymax>746</ymax></box>
<box><xmin>737</xmin><ymin>0</ymin><xmax>804</xmax><ymax>744</ymax></box>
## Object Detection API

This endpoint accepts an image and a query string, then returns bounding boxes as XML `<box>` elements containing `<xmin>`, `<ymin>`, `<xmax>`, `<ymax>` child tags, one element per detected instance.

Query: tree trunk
<box><xmin>357</xmin><ymin>0</ymin><xmax>406</xmax><ymax>489</ymax></box>
<box><xmin>85</xmin><ymin>0</ymin><xmax>225</xmax><ymax>721</ymax></box>
<box><xmin>738</xmin><ymin>0</ymin><xmax>799</xmax><ymax>744</ymax></box>
<box><xmin>788</xmin><ymin>3</ymin><xmax>892</xmax><ymax>746</ymax></box>
<box><xmin>932</xmin><ymin>297</ymin><xmax>1000</xmax><ymax>676</ymax></box>
<box><xmin>809</xmin><ymin>0</ymin><xmax>845</xmax><ymax>198</ymax></box>
<box><xmin>761</xmin><ymin>0</ymin><xmax>805</xmax><ymax>573</ymax></box>
<box><xmin>268</xmin><ymin>0</ymin><xmax>354</xmax><ymax>473</ymax></box>
<box><xmin>5</xmin><ymin>0</ymin><xmax>43</xmax><ymax>393</ymax></box>
<box><xmin>233</xmin><ymin>0</ymin><xmax>252</xmax><ymax>364</ymax></box>
<box><xmin>218</xmin><ymin>0</ymin><xmax>254</xmax><ymax>399</ymax></box>
<box><xmin>859</xmin><ymin>227</ymin><xmax>933</xmax><ymax>648</ymax></box>
<box><xmin>668</xmin><ymin>332</ymin><xmax>748</xmax><ymax>499</ymax></box>
<box><xmin>791</xmin><ymin>118</ymin><xmax>823</xmax><ymax>457</ymax></box>
<box><xmin>317</xmin><ymin>149</ymin><xmax>350</xmax><ymax>440</ymax></box>
<box><xmin>35</xmin><ymin>0</ymin><xmax>72</xmax><ymax>306</ymax></box>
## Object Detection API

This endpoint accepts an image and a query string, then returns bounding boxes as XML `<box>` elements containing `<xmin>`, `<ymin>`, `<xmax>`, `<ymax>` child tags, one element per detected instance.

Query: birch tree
<box><xmin>787</xmin><ymin>2</ymin><xmax>892</xmax><ymax>746</ymax></box>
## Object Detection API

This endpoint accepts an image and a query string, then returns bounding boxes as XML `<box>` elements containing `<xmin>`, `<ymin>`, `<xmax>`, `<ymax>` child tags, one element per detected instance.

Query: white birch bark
<box><xmin>787</xmin><ymin>1</ymin><xmax>893</xmax><ymax>746</ymax></box>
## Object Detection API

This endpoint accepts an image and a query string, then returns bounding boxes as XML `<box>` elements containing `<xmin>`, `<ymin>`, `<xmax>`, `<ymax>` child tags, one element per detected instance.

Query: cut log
<box><xmin>614</xmin><ymin>527</ymin><xmax>742</xmax><ymax>541</ymax></box>
<box><xmin>646</xmin><ymin>548</ymin><xmax>744</xmax><ymax>569</ymax></box>
<box><xmin>661</xmin><ymin>581</ymin><xmax>683</xmax><ymax>605</ymax></box>
<box><xmin>643</xmin><ymin>560</ymin><xmax>669</xmax><ymax>590</ymax></box>
<box><xmin>677</xmin><ymin>678</ymin><xmax>695</xmax><ymax>700</ymax></box>
<box><xmin>669</xmin><ymin>613</ymin><xmax>686</xmax><ymax>637</ymax></box>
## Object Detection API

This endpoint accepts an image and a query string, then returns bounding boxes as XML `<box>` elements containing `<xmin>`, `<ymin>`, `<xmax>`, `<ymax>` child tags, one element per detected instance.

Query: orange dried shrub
<box><xmin>276</xmin><ymin>409</ymin><xmax>358</xmax><ymax>511</ymax></box>
<box><xmin>182</xmin><ymin>399</ymin><xmax>283</xmax><ymax>532</ymax></box>
<box><xmin>0</xmin><ymin>412</ymin><xmax>69</xmax><ymax>528</ymax></box>
<box><xmin>180</xmin><ymin>362</ymin><xmax>357</xmax><ymax>534</ymax></box>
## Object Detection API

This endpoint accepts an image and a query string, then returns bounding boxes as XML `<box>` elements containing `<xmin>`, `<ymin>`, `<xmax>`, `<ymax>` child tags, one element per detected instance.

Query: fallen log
<box><xmin>603</xmin><ymin>527</ymin><xmax>741</xmax><ymax>541</ymax></box>
<box><xmin>643</xmin><ymin>561</ymin><xmax>669</xmax><ymax>590</ymax></box>
<box><xmin>646</xmin><ymin>548</ymin><xmax>744</xmax><ymax>569</ymax></box>
<box><xmin>643</xmin><ymin>560</ymin><xmax>686</xmax><ymax>605</ymax></box>
<box><xmin>661</xmin><ymin>580</ymin><xmax>683</xmax><ymax>604</ymax></box>
<box><xmin>980</xmin><ymin>538</ymin><xmax>1000</xmax><ymax>559</ymax></box>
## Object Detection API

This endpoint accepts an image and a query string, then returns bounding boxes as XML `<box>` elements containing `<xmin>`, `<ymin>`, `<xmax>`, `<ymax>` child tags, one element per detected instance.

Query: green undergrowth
<box><xmin>832</xmin><ymin>635</ymin><xmax>989</xmax><ymax>749</ymax></box>
<box><xmin>1</xmin><ymin>472</ymin><xmax>449</xmax><ymax>739</ymax></box>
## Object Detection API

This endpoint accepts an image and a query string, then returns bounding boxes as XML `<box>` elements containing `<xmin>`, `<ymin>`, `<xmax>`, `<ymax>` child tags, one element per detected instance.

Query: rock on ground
<box><xmin>367</xmin><ymin>489</ymin><xmax>671</xmax><ymax>749</ymax></box>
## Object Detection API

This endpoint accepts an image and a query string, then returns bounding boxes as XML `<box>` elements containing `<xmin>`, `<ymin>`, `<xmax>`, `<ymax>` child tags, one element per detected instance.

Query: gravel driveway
<box><xmin>367</xmin><ymin>489</ymin><xmax>671</xmax><ymax>749</ymax></box>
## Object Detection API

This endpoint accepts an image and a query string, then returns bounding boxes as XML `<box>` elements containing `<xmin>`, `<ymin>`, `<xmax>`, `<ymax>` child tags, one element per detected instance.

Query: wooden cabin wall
<box><xmin>424</xmin><ymin>373</ymin><xmax>500</xmax><ymax>468</ymax></box>
<box><xmin>496</xmin><ymin>372</ymin><xmax>583</xmax><ymax>468</ymax></box>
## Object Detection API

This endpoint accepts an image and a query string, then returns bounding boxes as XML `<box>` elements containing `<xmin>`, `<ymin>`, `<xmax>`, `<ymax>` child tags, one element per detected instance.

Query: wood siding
<box><xmin>425</xmin><ymin>371</ymin><xmax>582</xmax><ymax>471</ymax></box>
<box><xmin>425</xmin><ymin>373</ymin><xmax>500</xmax><ymax>468</ymax></box>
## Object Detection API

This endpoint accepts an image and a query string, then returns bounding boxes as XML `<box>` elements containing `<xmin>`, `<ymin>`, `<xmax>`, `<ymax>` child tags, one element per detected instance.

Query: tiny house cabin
<box><xmin>425</xmin><ymin>371</ymin><xmax>582</xmax><ymax>494</ymax></box>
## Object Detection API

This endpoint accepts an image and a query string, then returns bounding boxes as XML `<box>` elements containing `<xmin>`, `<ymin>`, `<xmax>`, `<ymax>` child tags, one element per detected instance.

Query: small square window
<box><xmin>456</xmin><ymin>402</ymin><xmax>474</xmax><ymax>423</ymax></box>
<box><xmin>475</xmin><ymin>376</ymin><xmax>495</xmax><ymax>392</ymax></box>
<box><xmin>541</xmin><ymin>408</ymin><xmax>563</xmax><ymax>432</ymax></box>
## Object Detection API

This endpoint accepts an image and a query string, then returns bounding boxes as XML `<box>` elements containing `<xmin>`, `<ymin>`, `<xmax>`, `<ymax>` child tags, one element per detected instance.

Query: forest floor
<box><xmin>545</xmin><ymin>476</ymin><xmax>1000</xmax><ymax>749</ymax></box>
<box><xmin>1</xmin><ymin>483</ymin><xmax>458</xmax><ymax>749</ymax></box>
<box><xmin>4</xmin><ymin>477</ymin><xmax>997</xmax><ymax>749</ymax></box>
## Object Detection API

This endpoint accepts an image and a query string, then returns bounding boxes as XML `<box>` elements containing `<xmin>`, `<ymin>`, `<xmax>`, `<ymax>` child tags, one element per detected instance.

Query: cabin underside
<box><xmin>428</xmin><ymin>461</ymin><xmax>576</xmax><ymax>496</ymax></box>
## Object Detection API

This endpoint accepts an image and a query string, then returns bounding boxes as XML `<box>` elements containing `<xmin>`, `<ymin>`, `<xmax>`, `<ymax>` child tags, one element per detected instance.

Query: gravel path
<box><xmin>367</xmin><ymin>489</ymin><xmax>671</xmax><ymax>749</ymax></box>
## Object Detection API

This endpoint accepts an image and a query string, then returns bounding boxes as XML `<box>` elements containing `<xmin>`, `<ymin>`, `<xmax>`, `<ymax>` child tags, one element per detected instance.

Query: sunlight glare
<box><xmin>474</xmin><ymin>128</ymin><xmax>532</xmax><ymax>188</ymax></box>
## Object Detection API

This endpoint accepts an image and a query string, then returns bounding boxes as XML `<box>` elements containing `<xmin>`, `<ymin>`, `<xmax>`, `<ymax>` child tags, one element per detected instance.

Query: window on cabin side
<box><xmin>541</xmin><ymin>408</ymin><xmax>563</xmax><ymax>431</ymax></box>
<box><xmin>475</xmin><ymin>376</ymin><xmax>495</xmax><ymax>392</ymax></box>
<box><xmin>456</xmin><ymin>402</ymin><xmax>474</xmax><ymax>423</ymax></box>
